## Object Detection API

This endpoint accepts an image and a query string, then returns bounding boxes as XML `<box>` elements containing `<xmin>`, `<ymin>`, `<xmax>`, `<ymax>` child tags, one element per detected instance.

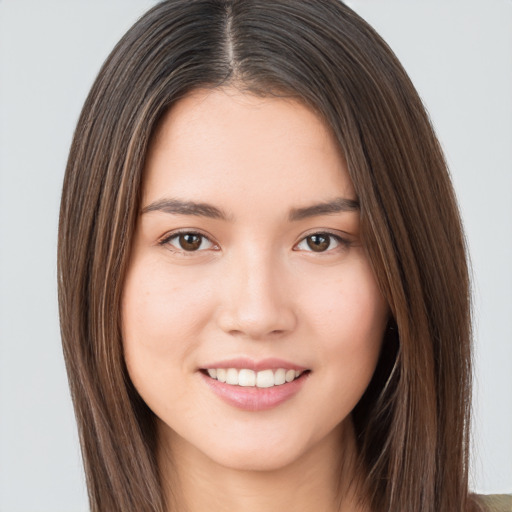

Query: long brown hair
<box><xmin>58</xmin><ymin>1</ymin><xmax>475</xmax><ymax>510</ymax></box>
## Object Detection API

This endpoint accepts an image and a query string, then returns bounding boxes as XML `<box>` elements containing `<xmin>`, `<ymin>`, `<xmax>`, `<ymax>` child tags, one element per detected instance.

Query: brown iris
<box><xmin>179</xmin><ymin>233</ymin><xmax>202</xmax><ymax>251</ymax></box>
<box><xmin>306</xmin><ymin>234</ymin><xmax>330</xmax><ymax>252</ymax></box>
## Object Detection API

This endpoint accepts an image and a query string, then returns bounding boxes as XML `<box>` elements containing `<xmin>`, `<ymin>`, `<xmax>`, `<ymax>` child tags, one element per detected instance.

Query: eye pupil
<box><xmin>307</xmin><ymin>234</ymin><xmax>330</xmax><ymax>252</ymax></box>
<box><xmin>179</xmin><ymin>233</ymin><xmax>202</xmax><ymax>251</ymax></box>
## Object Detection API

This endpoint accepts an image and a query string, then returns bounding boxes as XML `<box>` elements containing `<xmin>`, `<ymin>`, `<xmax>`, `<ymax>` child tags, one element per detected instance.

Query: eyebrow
<box><xmin>288</xmin><ymin>197</ymin><xmax>359</xmax><ymax>221</ymax></box>
<box><xmin>141</xmin><ymin>196</ymin><xmax>359</xmax><ymax>221</ymax></box>
<box><xmin>142</xmin><ymin>198</ymin><xmax>229</xmax><ymax>220</ymax></box>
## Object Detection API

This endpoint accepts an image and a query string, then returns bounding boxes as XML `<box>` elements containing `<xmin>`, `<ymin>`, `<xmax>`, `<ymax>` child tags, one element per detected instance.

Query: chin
<box><xmin>205</xmin><ymin>443</ymin><xmax>304</xmax><ymax>473</ymax></box>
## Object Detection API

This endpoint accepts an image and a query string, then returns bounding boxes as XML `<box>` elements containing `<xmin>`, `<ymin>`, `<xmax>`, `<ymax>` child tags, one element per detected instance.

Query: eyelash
<box><xmin>294</xmin><ymin>231</ymin><xmax>352</xmax><ymax>253</ymax></box>
<box><xmin>158</xmin><ymin>229</ymin><xmax>352</xmax><ymax>255</ymax></box>
<box><xmin>158</xmin><ymin>230</ymin><xmax>218</xmax><ymax>254</ymax></box>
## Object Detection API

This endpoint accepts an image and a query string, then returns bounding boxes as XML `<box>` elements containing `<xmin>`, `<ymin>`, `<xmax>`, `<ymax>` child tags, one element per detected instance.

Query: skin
<box><xmin>121</xmin><ymin>87</ymin><xmax>389</xmax><ymax>512</ymax></box>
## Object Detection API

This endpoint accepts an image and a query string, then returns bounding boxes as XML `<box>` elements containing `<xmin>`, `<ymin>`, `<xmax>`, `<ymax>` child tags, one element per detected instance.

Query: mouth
<box><xmin>198</xmin><ymin>361</ymin><xmax>311</xmax><ymax>411</ymax></box>
<box><xmin>200</xmin><ymin>367</ymin><xmax>310</xmax><ymax>388</ymax></box>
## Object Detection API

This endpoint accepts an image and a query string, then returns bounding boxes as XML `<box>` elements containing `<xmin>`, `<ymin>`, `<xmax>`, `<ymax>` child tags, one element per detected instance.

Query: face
<box><xmin>121</xmin><ymin>87</ymin><xmax>388</xmax><ymax>472</ymax></box>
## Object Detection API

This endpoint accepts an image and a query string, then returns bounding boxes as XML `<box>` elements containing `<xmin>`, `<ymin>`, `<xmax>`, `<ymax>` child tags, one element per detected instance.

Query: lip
<box><xmin>199</xmin><ymin>370</ymin><xmax>310</xmax><ymax>411</ymax></box>
<box><xmin>199</xmin><ymin>357</ymin><xmax>308</xmax><ymax>372</ymax></box>
<box><xmin>198</xmin><ymin>358</ymin><xmax>311</xmax><ymax>412</ymax></box>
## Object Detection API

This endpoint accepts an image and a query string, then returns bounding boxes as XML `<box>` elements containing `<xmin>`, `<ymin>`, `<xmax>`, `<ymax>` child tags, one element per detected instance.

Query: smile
<box><xmin>204</xmin><ymin>368</ymin><xmax>305</xmax><ymax>388</ymax></box>
<box><xmin>199</xmin><ymin>360</ymin><xmax>311</xmax><ymax>411</ymax></box>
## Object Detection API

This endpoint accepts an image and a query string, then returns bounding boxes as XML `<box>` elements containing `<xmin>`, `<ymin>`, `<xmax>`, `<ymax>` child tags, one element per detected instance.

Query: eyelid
<box><xmin>158</xmin><ymin>229</ymin><xmax>219</xmax><ymax>252</ymax></box>
<box><xmin>293</xmin><ymin>229</ymin><xmax>353</xmax><ymax>252</ymax></box>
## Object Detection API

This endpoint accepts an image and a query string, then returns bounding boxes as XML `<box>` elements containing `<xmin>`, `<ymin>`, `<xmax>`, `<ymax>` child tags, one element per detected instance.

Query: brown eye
<box><xmin>306</xmin><ymin>234</ymin><xmax>330</xmax><ymax>252</ymax></box>
<box><xmin>179</xmin><ymin>233</ymin><xmax>202</xmax><ymax>251</ymax></box>
<box><xmin>295</xmin><ymin>232</ymin><xmax>347</xmax><ymax>254</ymax></box>
<box><xmin>162</xmin><ymin>232</ymin><xmax>215</xmax><ymax>252</ymax></box>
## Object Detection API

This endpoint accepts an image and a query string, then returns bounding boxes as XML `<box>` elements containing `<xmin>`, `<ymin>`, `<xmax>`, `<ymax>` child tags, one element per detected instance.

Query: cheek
<box><xmin>120</xmin><ymin>258</ymin><xmax>215</xmax><ymax>409</ymax></box>
<box><xmin>300</xmin><ymin>257</ymin><xmax>388</xmax><ymax>383</ymax></box>
<box><xmin>122</xmin><ymin>261</ymin><xmax>211</xmax><ymax>354</ymax></box>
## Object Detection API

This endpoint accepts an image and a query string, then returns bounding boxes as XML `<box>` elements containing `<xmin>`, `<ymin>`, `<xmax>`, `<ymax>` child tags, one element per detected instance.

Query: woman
<box><xmin>57</xmin><ymin>1</ymin><xmax>501</xmax><ymax>510</ymax></box>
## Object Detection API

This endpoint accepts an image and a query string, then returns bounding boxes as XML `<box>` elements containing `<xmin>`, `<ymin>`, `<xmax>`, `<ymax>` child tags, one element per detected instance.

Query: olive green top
<box><xmin>478</xmin><ymin>494</ymin><xmax>512</xmax><ymax>512</ymax></box>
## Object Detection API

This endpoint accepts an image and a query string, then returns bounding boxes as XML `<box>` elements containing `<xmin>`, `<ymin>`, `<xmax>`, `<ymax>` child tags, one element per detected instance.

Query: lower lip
<box><xmin>199</xmin><ymin>371</ymin><xmax>309</xmax><ymax>411</ymax></box>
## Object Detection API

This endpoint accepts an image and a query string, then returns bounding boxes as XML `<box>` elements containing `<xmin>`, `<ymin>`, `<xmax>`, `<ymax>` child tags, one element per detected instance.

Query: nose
<box><xmin>215</xmin><ymin>249</ymin><xmax>297</xmax><ymax>340</ymax></box>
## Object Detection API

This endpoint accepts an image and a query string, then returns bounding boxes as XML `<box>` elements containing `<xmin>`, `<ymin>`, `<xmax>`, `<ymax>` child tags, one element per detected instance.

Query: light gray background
<box><xmin>0</xmin><ymin>1</ymin><xmax>510</xmax><ymax>510</ymax></box>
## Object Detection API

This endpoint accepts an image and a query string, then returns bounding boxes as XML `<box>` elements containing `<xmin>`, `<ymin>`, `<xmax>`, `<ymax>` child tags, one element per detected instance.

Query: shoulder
<box><xmin>475</xmin><ymin>494</ymin><xmax>512</xmax><ymax>512</ymax></box>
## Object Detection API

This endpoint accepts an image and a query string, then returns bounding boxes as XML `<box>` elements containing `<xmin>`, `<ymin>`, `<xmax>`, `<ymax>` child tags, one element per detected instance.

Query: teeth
<box><xmin>274</xmin><ymin>368</ymin><xmax>286</xmax><ymax>385</ymax></box>
<box><xmin>238</xmin><ymin>369</ymin><xmax>256</xmax><ymax>387</ymax></box>
<box><xmin>205</xmin><ymin>367</ymin><xmax>305</xmax><ymax>387</ymax></box>
<box><xmin>256</xmin><ymin>369</ymin><xmax>274</xmax><ymax>388</ymax></box>
<box><xmin>226</xmin><ymin>368</ymin><xmax>239</xmax><ymax>385</ymax></box>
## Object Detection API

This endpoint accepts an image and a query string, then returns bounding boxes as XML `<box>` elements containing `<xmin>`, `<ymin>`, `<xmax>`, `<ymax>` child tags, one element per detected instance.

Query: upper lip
<box><xmin>199</xmin><ymin>357</ymin><xmax>309</xmax><ymax>372</ymax></box>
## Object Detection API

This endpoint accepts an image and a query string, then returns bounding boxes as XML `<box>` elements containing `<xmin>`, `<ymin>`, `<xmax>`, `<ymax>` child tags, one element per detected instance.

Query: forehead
<box><xmin>143</xmin><ymin>87</ymin><xmax>355</xmax><ymax>212</ymax></box>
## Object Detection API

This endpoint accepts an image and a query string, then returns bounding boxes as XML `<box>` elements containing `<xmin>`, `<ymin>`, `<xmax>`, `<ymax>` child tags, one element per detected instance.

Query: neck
<box><xmin>158</xmin><ymin>418</ymin><xmax>367</xmax><ymax>512</ymax></box>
